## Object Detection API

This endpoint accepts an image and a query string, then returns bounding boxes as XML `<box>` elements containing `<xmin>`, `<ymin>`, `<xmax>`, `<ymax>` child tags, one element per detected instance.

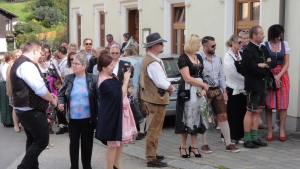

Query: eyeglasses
<box><xmin>209</xmin><ymin>44</ymin><xmax>216</xmax><ymax>48</ymax></box>
<box><xmin>241</xmin><ymin>30</ymin><xmax>249</xmax><ymax>33</ymax></box>
<box><xmin>111</xmin><ymin>52</ymin><xmax>119</xmax><ymax>55</ymax></box>
<box><xmin>85</xmin><ymin>43</ymin><xmax>92</xmax><ymax>45</ymax></box>
<box><xmin>72</xmin><ymin>62</ymin><xmax>82</xmax><ymax>66</ymax></box>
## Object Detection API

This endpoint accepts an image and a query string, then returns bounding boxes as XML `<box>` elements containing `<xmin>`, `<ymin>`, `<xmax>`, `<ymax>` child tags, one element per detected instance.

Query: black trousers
<box><xmin>57</xmin><ymin>110</ymin><xmax>68</xmax><ymax>126</ymax></box>
<box><xmin>69</xmin><ymin>118</ymin><xmax>95</xmax><ymax>169</ymax></box>
<box><xmin>16</xmin><ymin>109</ymin><xmax>49</xmax><ymax>169</ymax></box>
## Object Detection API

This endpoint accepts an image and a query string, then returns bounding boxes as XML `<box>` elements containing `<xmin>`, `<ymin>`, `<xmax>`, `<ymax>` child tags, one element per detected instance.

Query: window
<box><xmin>235</xmin><ymin>0</ymin><xmax>260</xmax><ymax>34</ymax></box>
<box><xmin>6</xmin><ymin>20</ymin><xmax>11</xmax><ymax>31</ymax></box>
<box><xmin>100</xmin><ymin>11</ymin><xmax>105</xmax><ymax>47</ymax></box>
<box><xmin>172</xmin><ymin>3</ymin><xmax>185</xmax><ymax>54</ymax></box>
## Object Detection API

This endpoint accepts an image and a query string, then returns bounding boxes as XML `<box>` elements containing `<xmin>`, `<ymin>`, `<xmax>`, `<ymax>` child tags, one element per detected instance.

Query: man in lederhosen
<box><xmin>140</xmin><ymin>33</ymin><xmax>175</xmax><ymax>168</ymax></box>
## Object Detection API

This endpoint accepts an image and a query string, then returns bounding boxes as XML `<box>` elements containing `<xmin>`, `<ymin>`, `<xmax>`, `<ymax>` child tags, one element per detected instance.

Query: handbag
<box><xmin>129</xmin><ymin>98</ymin><xmax>144</xmax><ymax>125</ymax></box>
<box><xmin>177</xmin><ymin>54</ymin><xmax>200</xmax><ymax>102</ymax></box>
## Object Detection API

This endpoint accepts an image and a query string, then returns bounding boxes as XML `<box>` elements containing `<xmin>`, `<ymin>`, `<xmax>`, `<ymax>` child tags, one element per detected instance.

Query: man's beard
<box><xmin>207</xmin><ymin>49</ymin><xmax>215</xmax><ymax>55</ymax></box>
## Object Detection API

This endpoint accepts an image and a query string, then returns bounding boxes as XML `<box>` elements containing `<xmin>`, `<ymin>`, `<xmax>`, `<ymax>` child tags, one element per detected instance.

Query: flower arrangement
<box><xmin>5</xmin><ymin>34</ymin><xmax>14</xmax><ymax>38</ymax></box>
<box><xmin>201</xmin><ymin>97</ymin><xmax>216</xmax><ymax>130</ymax></box>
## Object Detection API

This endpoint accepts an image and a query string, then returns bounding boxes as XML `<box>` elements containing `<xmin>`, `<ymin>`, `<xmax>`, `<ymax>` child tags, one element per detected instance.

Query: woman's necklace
<box><xmin>270</xmin><ymin>41</ymin><xmax>278</xmax><ymax>48</ymax></box>
<box><xmin>187</xmin><ymin>53</ymin><xmax>196</xmax><ymax>61</ymax></box>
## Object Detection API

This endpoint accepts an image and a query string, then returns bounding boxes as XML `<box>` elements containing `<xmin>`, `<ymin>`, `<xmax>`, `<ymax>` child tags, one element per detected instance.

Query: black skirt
<box><xmin>226</xmin><ymin>87</ymin><xmax>247</xmax><ymax>140</ymax></box>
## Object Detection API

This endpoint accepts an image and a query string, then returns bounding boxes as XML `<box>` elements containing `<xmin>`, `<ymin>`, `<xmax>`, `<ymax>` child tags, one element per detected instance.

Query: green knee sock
<box><xmin>244</xmin><ymin>132</ymin><xmax>251</xmax><ymax>142</ymax></box>
<box><xmin>251</xmin><ymin>130</ymin><xmax>258</xmax><ymax>141</ymax></box>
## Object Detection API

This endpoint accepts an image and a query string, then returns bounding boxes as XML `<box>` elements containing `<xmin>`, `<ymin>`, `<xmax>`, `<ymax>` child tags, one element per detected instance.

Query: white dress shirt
<box><xmin>57</xmin><ymin>56</ymin><xmax>68</xmax><ymax>75</ymax></box>
<box><xmin>14</xmin><ymin>60</ymin><xmax>49</xmax><ymax>111</ymax></box>
<box><xmin>0</xmin><ymin>62</ymin><xmax>9</xmax><ymax>81</ymax></box>
<box><xmin>113</xmin><ymin>59</ymin><xmax>120</xmax><ymax>75</ymax></box>
<box><xmin>147</xmin><ymin>52</ymin><xmax>170</xmax><ymax>90</ymax></box>
<box><xmin>224</xmin><ymin>50</ymin><xmax>245</xmax><ymax>95</ymax></box>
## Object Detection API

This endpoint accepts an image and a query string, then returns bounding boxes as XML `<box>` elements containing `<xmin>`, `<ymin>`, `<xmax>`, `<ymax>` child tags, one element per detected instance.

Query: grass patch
<box><xmin>216</xmin><ymin>166</ymin><xmax>228</xmax><ymax>169</ymax></box>
<box><xmin>0</xmin><ymin>1</ymin><xmax>32</xmax><ymax>22</ymax></box>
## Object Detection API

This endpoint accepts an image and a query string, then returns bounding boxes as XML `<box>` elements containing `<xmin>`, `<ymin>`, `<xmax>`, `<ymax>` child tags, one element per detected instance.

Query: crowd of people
<box><xmin>0</xmin><ymin>24</ymin><xmax>290</xmax><ymax>169</ymax></box>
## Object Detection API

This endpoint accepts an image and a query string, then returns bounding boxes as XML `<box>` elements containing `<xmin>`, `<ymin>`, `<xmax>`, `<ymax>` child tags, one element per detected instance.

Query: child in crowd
<box><xmin>53</xmin><ymin>78</ymin><xmax>62</xmax><ymax>91</ymax></box>
<box><xmin>127</xmin><ymin>83</ymin><xmax>135</xmax><ymax>143</ymax></box>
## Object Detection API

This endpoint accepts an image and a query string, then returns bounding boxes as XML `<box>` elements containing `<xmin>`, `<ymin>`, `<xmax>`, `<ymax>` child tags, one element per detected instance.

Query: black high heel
<box><xmin>179</xmin><ymin>147</ymin><xmax>190</xmax><ymax>158</ymax></box>
<box><xmin>113</xmin><ymin>165</ymin><xmax>118</xmax><ymax>169</ymax></box>
<box><xmin>188</xmin><ymin>146</ymin><xmax>202</xmax><ymax>158</ymax></box>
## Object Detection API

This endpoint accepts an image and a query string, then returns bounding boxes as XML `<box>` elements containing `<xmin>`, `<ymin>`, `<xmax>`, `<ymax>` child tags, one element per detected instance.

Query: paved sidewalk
<box><xmin>127</xmin><ymin>116</ymin><xmax>300</xmax><ymax>169</ymax></box>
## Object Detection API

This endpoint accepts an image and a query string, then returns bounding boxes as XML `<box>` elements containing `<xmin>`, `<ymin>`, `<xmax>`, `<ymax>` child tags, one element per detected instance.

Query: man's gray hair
<box><xmin>110</xmin><ymin>44</ymin><xmax>120</xmax><ymax>52</ymax></box>
<box><xmin>249</xmin><ymin>25</ymin><xmax>262</xmax><ymax>39</ymax></box>
<box><xmin>106</xmin><ymin>34</ymin><xmax>113</xmax><ymax>39</ymax></box>
<box><xmin>74</xmin><ymin>53</ymin><xmax>89</xmax><ymax>67</ymax></box>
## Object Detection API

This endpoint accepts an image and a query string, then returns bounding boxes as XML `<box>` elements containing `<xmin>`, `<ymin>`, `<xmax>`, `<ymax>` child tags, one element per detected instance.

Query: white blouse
<box><xmin>265</xmin><ymin>41</ymin><xmax>290</xmax><ymax>54</ymax></box>
<box><xmin>224</xmin><ymin>50</ymin><xmax>245</xmax><ymax>95</ymax></box>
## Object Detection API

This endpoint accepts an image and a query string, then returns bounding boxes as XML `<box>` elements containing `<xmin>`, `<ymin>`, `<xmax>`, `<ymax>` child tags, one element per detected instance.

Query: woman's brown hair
<box><xmin>97</xmin><ymin>51</ymin><xmax>119</xmax><ymax>81</ymax></box>
<box><xmin>4</xmin><ymin>54</ymin><xmax>13</xmax><ymax>62</ymax></box>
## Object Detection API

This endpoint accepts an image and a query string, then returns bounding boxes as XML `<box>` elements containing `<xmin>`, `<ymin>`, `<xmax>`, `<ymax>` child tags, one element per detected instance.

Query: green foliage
<box><xmin>16</xmin><ymin>33</ymin><xmax>39</xmax><ymax>48</ymax></box>
<box><xmin>33</xmin><ymin>6</ymin><xmax>63</xmax><ymax>25</ymax></box>
<box><xmin>32</xmin><ymin>0</ymin><xmax>67</xmax><ymax>21</ymax></box>
<box><xmin>0</xmin><ymin>1</ymin><xmax>31</xmax><ymax>22</ymax></box>
<box><xmin>41</xmin><ymin>20</ymin><xmax>51</xmax><ymax>28</ymax></box>
<box><xmin>13</xmin><ymin>21</ymin><xmax>43</xmax><ymax>35</ymax></box>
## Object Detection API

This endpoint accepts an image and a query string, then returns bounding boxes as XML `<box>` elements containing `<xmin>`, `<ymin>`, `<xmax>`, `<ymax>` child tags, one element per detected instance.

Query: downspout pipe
<box><xmin>67</xmin><ymin>0</ymin><xmax>70</xmax><ymax>43</ymax></box>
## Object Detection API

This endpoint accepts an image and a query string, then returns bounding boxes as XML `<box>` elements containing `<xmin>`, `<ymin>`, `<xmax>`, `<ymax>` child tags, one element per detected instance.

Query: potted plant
<box><xmin>6</xmin><ymin>34</ymin><xmax>15</xmax><ymax>43</ymax></box>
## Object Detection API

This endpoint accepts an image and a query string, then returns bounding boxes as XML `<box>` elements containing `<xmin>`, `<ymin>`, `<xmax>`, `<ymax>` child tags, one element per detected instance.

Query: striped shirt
<box><xmin>200</xmin><ymin>51</ymin><xmax>226</xmax><ymax>89</ymax></box>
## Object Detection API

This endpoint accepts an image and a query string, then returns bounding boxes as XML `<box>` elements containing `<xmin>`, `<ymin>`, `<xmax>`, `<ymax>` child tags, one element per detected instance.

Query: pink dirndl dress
<box><xmin>98</xmin><ymin>76</ymin><xmax>137</xmax><ymax>147</ymax></box>
<box><xmin>107</xmin><ymin>97</ymin><xmax>138</xmax><ymax>147</ymax></box>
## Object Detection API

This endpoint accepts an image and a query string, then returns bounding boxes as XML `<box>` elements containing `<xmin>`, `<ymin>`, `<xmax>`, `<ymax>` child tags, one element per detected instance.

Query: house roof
<box><xmin>0</xmin><ymin>7</ymin><xmax>19</xmax><ymax>18</ymax></box>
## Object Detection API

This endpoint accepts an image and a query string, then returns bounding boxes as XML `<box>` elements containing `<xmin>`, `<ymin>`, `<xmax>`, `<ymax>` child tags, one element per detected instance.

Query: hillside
<box><xmin>0</xmin><ymin>1</ymin><xmax>31</xmax><ymax>22</ymax></box>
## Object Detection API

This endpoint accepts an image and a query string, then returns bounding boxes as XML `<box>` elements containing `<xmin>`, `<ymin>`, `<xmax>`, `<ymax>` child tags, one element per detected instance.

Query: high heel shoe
<box><xmin>267</xmin><ymin>135</ymin><xmax>274</xmax><ymax>141</ymax></box>
<box><xmin>113</xmin><ymin>165</ymin><xmax>118</xmax><ymax>169</ymax></box>
<box><xmin>188</xmin><ymin>146</ymin><xmax>202</xmax><ymax>158</ymax></box>
<box><xmin>179</xmin><ymin>147</ymin><xmax>190</xmax><ymax>158</ymax></box>
<box><xmin>280</xmin><ymin>135</ymin><xmax>286</xmax><ymax>141</ymax></box>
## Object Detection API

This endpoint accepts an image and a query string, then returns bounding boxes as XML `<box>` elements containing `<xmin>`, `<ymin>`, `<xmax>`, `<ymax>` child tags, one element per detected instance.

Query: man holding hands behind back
<box><xmin>242</xmin><ymin>26</ymin><xmax>277</xmax><ymax>148</ymax></box>
<box><xmin>140</xmin><ymin>32</ymin><xmax>175</xmax><ymax>168</ymax></box>
<box><xmin>10</xmin><ymin>40</ymin><xmax>58</xmax><ymax>169</ymax></box>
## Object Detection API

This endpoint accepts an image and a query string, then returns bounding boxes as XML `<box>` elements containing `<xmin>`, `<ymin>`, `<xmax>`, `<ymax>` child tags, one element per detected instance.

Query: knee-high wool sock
<box><xmin>200</xmin><ymin>132</ymin><xmax>208</xmax><ymax>145</ymax></box>
<box><xmin>220</xmin><ymin>121</ymin><xmax>232</xmax><ymax>146</ymax></box>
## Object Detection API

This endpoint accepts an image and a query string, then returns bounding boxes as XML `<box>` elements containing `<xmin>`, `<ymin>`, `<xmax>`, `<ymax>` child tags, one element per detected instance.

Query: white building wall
<box><xmin>0</xmin><ymin>39</ymin><xmax>7</xmax><ymax>52</ymax></box>
<box><xmin>186</xmin><ymin>0</ymin><xmax>225</xmax><ymax>57</ymax></box>
<box><xmin>284</xmin><ymin>0</ymin><xmax>300</xmax><ymax>121</ymax></box>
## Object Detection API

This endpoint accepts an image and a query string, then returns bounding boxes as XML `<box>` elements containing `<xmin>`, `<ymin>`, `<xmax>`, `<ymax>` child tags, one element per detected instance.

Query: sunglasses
<box><xmin>237</xmin><ymin>41</ymin><xmax>242</xmax><ymax>45</ymax></box>
<box><xmin>241</xmin><ymin>30</ymin><xmax>249</xmax><ymax>33</ymax></box>
<box><xmin>111</xmin><ymin>52</ymin><xmax>119</xmax><ymax>55</ymax></box>
<box><xmin>157</xmin><ymin>43</ymin><xmax>163</xmax><ymax>46</ymax></box>
<box><xmin>211</xmin><ymin>44</ymin><xmax>216</xmax><ymax>48</ymax></box>
<box><xmin>85</xmin><ymin>43</ymin><xmax>92</xmax><ymax>45</ymax></box>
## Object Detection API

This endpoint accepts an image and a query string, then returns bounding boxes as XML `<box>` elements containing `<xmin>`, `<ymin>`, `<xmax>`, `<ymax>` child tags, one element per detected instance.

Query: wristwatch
<box><xmin>265</xmin><ymin>63</ymin><xmax>269</xmax><ymax>68</ymax></box>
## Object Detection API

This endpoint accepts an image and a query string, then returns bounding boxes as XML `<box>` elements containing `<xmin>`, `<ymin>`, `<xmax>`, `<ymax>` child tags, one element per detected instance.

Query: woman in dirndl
<box><xmin>265</xmin><ymin>24</ymin><xmax>290</xmax><ymax>141</ymax></box>
<box><xmin>175</xmin><ymin>34</ymin><xmax>210</xmax><ymax>158</ymax></box>
<box><xmin>0</xmin><ymin>54</ymin><xmax>13</xmax><ymax>127</ymax></box>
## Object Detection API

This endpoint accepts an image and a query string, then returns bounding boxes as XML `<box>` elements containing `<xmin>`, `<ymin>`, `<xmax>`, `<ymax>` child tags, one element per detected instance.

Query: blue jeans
<box><xmin>16</xmin><ymin>109</ymin><xmax>49</xmax><ymax>169</ymax></box>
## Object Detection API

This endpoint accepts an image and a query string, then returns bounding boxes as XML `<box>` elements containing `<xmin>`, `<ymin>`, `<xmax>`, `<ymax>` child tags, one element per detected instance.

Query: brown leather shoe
<box><xmin>201</xmin><ymin>145</ymin><xmax>212</xmax><ymax>154</ymax></box>
<box><xmin>147</xmin><ymin>159</ymin><xmax>168</xmax><ymax>168</ymax></box>
<box><xmin>226</xmin><ymin>144</ymin><xmax>240</xmax><ymax>153</ymax></box>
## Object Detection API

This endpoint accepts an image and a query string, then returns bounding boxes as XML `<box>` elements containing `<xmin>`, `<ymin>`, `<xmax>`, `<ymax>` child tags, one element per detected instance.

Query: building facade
<box><xmin>69</xmin><ymin>0</ymin><xmax>300</xmax><ymax>131</ymax></box>
<box><xmin>0</xmin><ymin>7</ymin><xmax>18</xmax><ymax>53</ymax></box>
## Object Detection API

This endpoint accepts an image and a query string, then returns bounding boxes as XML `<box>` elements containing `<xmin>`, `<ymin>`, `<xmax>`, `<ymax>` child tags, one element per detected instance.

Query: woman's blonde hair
<box><xmin>184</xmin><ymin>34</ymin><xmax>201</xmax><ymax>54</ymax></box>
<box><xmin>13</xmin><ymin>49</ymin><xmax>22</xmax><ymax>55</ymax></box>
<box><xmin>225</xmin><ymin>35</ymin><xmax>241</xmax><ymax>48</ymax></box>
